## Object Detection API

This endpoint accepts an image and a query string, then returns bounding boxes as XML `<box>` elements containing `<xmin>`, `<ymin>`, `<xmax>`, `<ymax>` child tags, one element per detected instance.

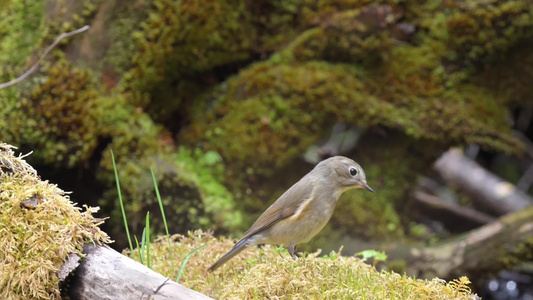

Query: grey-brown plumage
<box><xmin>208</xmin><ymin>156</ymin><xmax>373</xmax><ymax>272</ymax></box>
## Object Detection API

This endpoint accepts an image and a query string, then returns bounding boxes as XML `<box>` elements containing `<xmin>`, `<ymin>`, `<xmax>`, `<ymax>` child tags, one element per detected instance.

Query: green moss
<box><xmin>473</xmin><ymin>39</ymin><xmax>533</xmax><ymax>107</ymax></box>
<box><xmin>0</xmin><ymin>143</ymin><xmax>110</xmax><ymax>299</ymax></box>
<box><xmin>182</xmin><ymin>59</ymin><xmax>520</xmax><ymax>178</ymax></box>
<box><xmin>2</xmin><ymin>0</ymin><xmax>531</xmax><ymax>254</ymax></box>
<box><xmin>2</xmin><ymin>59</ymin><xmax>101</xmax><ymax>168</ymax></box>
<box><xmin>179</xmin><ymin>52</ymin><xmax>521</xmax><ymax>242</ymax></box>
<box><xmin>175</xmin><ymin>148</ymin><xmax>242</xmax><ymax>231</ymax></box>
<box><xmin>130</xmin><ymin>230</ymin><xmax>476</xmax><ymax>300</ymax></box>
<box><xmin>121</xmin><ymin>0</ymin><xmax>256</xmax><ymax>108</ymax></box>
<box><xmin>279</xmin><ymin>6</ymin><xmax>394</xmax><ymax>66</ymax></box>
<box><xmin>0</xmin><ymin>0</ymin><xmax>46</xmax><ymax>82</ymax></box>
<box><xmin>247</xmin><ymin>0</ymin><xmax>393</xmax><ymax>50</ymax></box>
<box><xmin>91</xmin><ymin>96</ymin><xmax>241</xmax><ymax>243</ymax></box>
<box><xmin>416</xmin><ymin>0</ymin><xmax>533</xmax><ymax>73</ymax></box>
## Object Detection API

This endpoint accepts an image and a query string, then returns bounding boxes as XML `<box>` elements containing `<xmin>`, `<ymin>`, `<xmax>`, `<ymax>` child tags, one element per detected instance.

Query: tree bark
<box><xmin>434</xmin><ymin>149</ymin><xmax>531</xmax><ymax>215</ymax></box>
<box><xmin>67</xmin><ymin>244</ymin><xmax>212</xmax><ymax>300</ymax></box>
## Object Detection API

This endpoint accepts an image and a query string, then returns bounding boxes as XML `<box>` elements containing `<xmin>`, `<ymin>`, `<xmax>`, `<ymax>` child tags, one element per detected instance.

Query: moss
<box><xmin>97</xmin><ymin>3</ymin><xmax>148</xmax><ymax>77</ymax></box>
<box><xmin>473</xmin><ymin>39</ymin><xmax>533</xmax><ymax>107</ymax></box>
<box><xmin>277</xmin><ymin>5</ymin><xmax>395</xmax><ymax>66</ymax></box>
<box><xmin>247</xmin><ymin>0</ymin><xmax>397</xmax><ymax>51</ymax></box>
<box><xmin>0</xmin><ymin>0</ymin><xmax>102</xmax><ymax>76</ymax></box>
<box><xmin>129</xmin><ymin>230</ymin><xmax>476</xmax><ymax>299</ymax></box>
<box><xmin>181</xmin><ymin>59</ymin><xmax>520</xmax><ymax>178</ymax></box>
<box><xmin>178</xmin><ymin>0</ymin><xmax>525</xmax><ymax>180</ymax></box>
<box><xmin>0</xmin><ymin>0</ymin><xmax>46</xmax><ymax>82</ymax></box>
<box><xmin>414</xmin><ymin>0</ymin><xmax>533</xmax><ymax>74</ymax></box>
<box><xmin>0</xmin><ymin>143</ymin><xmax>110</xmax><ymax>299</ymax></box>
<box><xmin>2</xmin><ymin>58</ymin><xmax>101</xmax><ymax>168</ymax></box>
<box><xmin>175</xmin><ymin>148</ymin><xmax>243</xmax><ymax>231</ymax></box>
<box><xmin>2</xmin><ymin>0</ymin><xmax>531</xmax><ymax>255</ymax></box>
<box><xmin>121</xmin><ymin>0</ymin><xmax>256</xmax><ymax>108</ymax></box>
<box><xmin>179</xmin><ymin>54</ymin><xmax>520</xmax><ymax>243</ymax></box>
<box><xmin>2</xmin><ymin>62</ymin><xmax>241</xmax><ymax>245</ymax></box>
<box><xmin>498</xmin><ymin>237</ymin><xmax>533</xmax><ymax>269</ymax></box>
<box><xmin>44</xmin><ymin>0</ymin><xmax>101</xmax><ymax>36</ymax></box>
<box><xmin>91</xmin><ymin>96</ymin><xmax>241</xmax><ymax>243</ymax></box>
<box><xmin>0</xmin><ymin>0</ymin><xmax>105</xmax><ymax>167</ymax></box>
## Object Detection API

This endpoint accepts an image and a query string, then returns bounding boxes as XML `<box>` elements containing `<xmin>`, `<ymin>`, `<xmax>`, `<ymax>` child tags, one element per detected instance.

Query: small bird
<box><xmin>208</xmin><ymin>156</ymin><xmax>373</xmax><ymax>271</ymax></box>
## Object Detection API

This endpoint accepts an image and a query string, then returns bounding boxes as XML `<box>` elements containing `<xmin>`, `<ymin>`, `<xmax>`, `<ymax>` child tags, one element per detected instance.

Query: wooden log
<box><xmin>67</xmin><ymin>244</ymin><xmax>212</xmax><ymax>300</ymax></box>
<box><xmin>413</xmin><ymin>190</ymin><xmax>496</xmax><ymax>230</ymax></box>
<box><xmin>434</xmin><ymin>149</ymin><xmax>531</xmax><ymax>215</ymax></box>
<box><xmin>386</xmin><ymin>204</ymin><xmax>533</xmax><ymax>281</ymax></box>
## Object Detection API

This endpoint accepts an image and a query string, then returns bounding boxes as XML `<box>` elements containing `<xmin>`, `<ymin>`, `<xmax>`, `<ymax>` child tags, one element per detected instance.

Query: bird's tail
<box><xmin>208</xmin><ymin>238</ymin><xmax>249</xmax><ymax>272</ymax></box>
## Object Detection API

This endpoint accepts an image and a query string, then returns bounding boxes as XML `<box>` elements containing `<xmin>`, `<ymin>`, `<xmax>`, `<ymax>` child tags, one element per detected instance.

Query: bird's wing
<box><xmin>240</xmin><ymin>177</ymin><xmax>315</xmax><ymax>241</ymax></box>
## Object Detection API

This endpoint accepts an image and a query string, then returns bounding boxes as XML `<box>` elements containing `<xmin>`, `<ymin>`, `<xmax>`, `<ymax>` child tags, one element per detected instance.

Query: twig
<box><xmin>153</xmin><ymin>278</ymin><xmax>170</xmax><ymax>294</ymax></box>
<box><xmin>0</xmin><ymin>25</ymin><xmax>90</xmax><ymax>90</ymax></box>
<box><xmin>413</xmin><ymin>190</ymin><xmax>496</xmax><ymax>225</ymax></box>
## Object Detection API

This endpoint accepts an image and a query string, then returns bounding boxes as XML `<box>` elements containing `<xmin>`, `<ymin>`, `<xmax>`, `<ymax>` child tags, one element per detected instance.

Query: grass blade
<box><xmin>175</xmin><ymin>244</ymin><xmax>206</xmax><ymax>282</ymax></box>
<box><xmin>151</xmin><ymin>168</ymin><xmax>172</xmax><ymax>260</ymax></box>
<box><xmin>134</xmin><ymin>235</ymin><xmax>143</xmax><ymax>264</ymax></box>
<box><xmin>111</xmin><ymin>150</ymin><xmax>133</xmax><ymax>252</ymax></box>
<box><xmin>145</xmin><ymin>211</ymin><xmax>151</xmax><ymax>268</ymax></box>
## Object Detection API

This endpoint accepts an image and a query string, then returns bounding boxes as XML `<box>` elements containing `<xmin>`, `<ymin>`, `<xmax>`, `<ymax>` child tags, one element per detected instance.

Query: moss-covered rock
<box><xmin>1</xmin><ymin>60</ymin><xmax>242</xmax><ymax>247</ymax></box>
<box><xmin>121</xmin><ymin>0</ymin><xmax>256</xmax><ymax>110</ymax></box>
<box><xmin>415</xmin><ymin>0</ymin><xmax>533</xmax><ymax>73</ymax></box>
<box><xmin>2</xmin><ymin>59</ymin><xmax>101</xmax><ymax>167</ymax></box>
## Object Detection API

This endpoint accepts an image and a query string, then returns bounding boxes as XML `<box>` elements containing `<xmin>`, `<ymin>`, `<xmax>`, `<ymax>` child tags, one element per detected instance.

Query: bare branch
<box><xmin>413</xmin><ymin>190</ymin><xmax>496</xmax><ymax>225</ymax></box>
<box><xmin>0</xmin><ymin>25</ymin><xmax>90</xmax><ymax>90</ymax></box>
<box><xmin>434</xmin><ymin>149</ymin><xmax>531</xmax><ymax>215</ymax></box>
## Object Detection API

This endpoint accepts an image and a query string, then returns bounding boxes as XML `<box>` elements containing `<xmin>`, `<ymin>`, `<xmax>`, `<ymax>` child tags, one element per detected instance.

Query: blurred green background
<box><xmin>1</xmin><ymin>0</ymin><xmax>532</xmax><ymax>271</ymax></box>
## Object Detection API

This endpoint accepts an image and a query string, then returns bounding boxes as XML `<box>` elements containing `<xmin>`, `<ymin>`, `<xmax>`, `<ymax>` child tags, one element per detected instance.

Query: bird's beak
<box><xmin>363</xmin><ymin>183</ymin><xmax>374</xmax><ymax>193</ymax></box>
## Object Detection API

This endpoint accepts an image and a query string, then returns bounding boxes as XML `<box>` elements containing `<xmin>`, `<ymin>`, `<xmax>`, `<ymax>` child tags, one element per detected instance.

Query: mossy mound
<box><xmin>122</xmin><ymin>0</ymin><xmax>256</xmax><ymax>109</ymax></box>
<box><xmin>97</xmin><ymin>143</ymin><xmax>243</xmax><ymax>243</ymax></box>
<box><xmin>131</xmin><ymin>230</ymin><xmax>477</xmax><ymax>299</ymax></box>
<box><xmin>0</xmin><ymin>143</ymin><xmax>110</xmax><ymax>300</ymax></box>
<box><xmin>1</xmin><ymin>56</ymin><xmax>242</xmax><ymax>243</ymax></box>
<box><xmin>2</xmin><ymin>59</ymin><xmax>101</xmax><ymax>168</ymax></box>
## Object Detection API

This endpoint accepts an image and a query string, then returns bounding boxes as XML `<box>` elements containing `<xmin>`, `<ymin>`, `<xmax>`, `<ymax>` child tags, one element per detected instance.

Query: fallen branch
<box><xmin>434</xmin><ymin>149</ymin><xmax>531</xmax><ymax>215</ymax></box>
<box><xmin>413</xmin><ymin>190</ymin><xmax>496</xmax><ymax>229</ymax></box>
<box><xmin>66</xmin><ymin>244</ymin><xmax>212</xmax><ymax>300</ymax></box>
<box><xmin>0</xmin><ymin>25</ymin><xmax>90</xmax><ymax>90</ymax></box>
<box><xmin>386</xmin><ymin>204</ymin><xmax>533</xmax><ymax>281</ymax></box>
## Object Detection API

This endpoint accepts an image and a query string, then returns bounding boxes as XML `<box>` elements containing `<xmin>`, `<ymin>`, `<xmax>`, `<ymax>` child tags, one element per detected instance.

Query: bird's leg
<box><xmin>288</xmin><ymin>242</ymin><xmax>299</xmax><ymax>260</ymax></box>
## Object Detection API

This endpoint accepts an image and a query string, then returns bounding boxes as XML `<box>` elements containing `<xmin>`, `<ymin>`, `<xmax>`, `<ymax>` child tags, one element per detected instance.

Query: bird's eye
<box><xmin>349</xmin><ymin>167</ymin><xmax>357</xmax><ymax>176</ymax></box>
